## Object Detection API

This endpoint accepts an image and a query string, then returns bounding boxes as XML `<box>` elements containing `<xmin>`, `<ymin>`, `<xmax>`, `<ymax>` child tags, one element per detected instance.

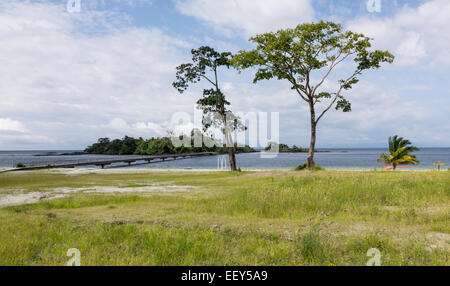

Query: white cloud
<box><xmin>106</xmin><ymin>118</ymin><xmax>167</xmax><ymax>137</ymax></box>
<box><xmin>175</xmin><ymin>0</ymin><xmax>314</xmax><ymax>37</ymax></box>
<box><xmin>0</xmin><ymin>118</ymin><xmax>27</xmax><ymax>133</ymax></box>
<box><xmin>0</xmin><ymin>1</ymin><xmax>192</xmax><ymax>149</ymax></box>
<box><xmin>107</xmin><ymin>118</ymin><xmax>130</xmax><ymax>130</ymax></box>
<box><xmin>222</xmin><ymin>82</ymin><xmax>233</xmax><ymax>92</ymax></box>
<box><xmin>347</xmin><ymin>0</ymin><xmax>450</xmax><ymax>67</ymax></box>
<box><xmin>69</xmin><ymin>0</ymin><xmax>153</xmax><ymax>11</ymax></box>
<box><xmin>0</xmin><ymin>0</ymin><xmax>448</xmax><ymax>150</ymax></box>
<box><xmin>315</xmin><ymin>79</ymin><xmax>450</xmax><ymax>147</ymax></box>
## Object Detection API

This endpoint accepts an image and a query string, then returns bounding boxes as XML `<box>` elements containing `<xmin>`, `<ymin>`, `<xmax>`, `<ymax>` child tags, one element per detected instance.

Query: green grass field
<box><xmin>0</xmin><ymin>169</ymin><xmax>448</xmax><ymax>265</ymax></box>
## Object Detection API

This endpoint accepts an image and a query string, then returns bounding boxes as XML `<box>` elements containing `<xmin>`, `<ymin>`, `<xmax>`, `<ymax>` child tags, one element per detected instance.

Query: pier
<box><xmin>4</xmin><ymin>152</ymin><xmax>219</xmax><ymax>172</ymax></box>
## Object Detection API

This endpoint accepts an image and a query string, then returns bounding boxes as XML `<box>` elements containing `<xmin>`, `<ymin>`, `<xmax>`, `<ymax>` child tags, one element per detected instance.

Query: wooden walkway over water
<box><xmin>3</xmin><ymin>152</ymin><xmax>219</xmax><ymax>173</ymax></box>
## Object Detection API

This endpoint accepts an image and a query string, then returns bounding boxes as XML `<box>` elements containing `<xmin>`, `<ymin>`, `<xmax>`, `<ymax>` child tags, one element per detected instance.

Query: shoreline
<box><xmin>0</xmin><ymin>167</ymin><xmax>444</xmax><ymax>175</ymax></box>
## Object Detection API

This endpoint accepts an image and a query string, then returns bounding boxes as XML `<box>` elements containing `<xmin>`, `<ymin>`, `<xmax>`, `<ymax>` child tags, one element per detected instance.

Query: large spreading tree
<box><xmin>232</xmin><ymin>21</ymin><xmax>394</xmax><ymax>168</ymax></box>
<box><xmin>173</xmin><ymin>46</ymin><xmax>243</xmax><ymax>171</ymax></box>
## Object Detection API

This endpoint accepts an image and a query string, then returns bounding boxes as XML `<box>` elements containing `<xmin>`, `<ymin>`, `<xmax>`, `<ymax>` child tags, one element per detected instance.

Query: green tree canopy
<box><xmin>232</xmin><ymin>21</ymin><xmax>394</xmax><ymax>168</ymax></box>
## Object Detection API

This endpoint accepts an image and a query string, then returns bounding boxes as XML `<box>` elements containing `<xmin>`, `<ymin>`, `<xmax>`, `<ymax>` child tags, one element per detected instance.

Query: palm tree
<box><xmin>377</xmin><ymin>135</ymin><xmax>420</xmax><ymax>170</ymax></box>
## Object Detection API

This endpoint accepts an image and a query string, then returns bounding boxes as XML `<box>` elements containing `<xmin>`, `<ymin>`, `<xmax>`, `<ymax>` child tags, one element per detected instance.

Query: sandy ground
<box><xmin>47</xmin><ymin>168</ymin><xmax>226</xmax><ymax>175</ymax></box>
<box><xmin>0</xmin><ymin>167</ymin><xmax>440</xmax><ymax>175</ymax></box>
<box><xmin>0</xmin><ymin>168</ymin><xmax>443</xmax><ymax>207</ymax></box>
<box><xmin>0</xmin><ymin>192</ymin><xmax>66</xmax><ymax>208</ymax></box>
<box><xmin>425</xmin><ymin>232</ymin><xmax>450</xmax><ymax>251</ymax></box>
<box><xmin>0</xmin><ymin>184</ymin><xmax>195</xmax><ymax>208</ymax></box>
<box><xmin>51</xmin><ymin>185</ymin><xmax>193</xmax><ymax>194</ymax></box>
<box><xmin>44</xmin><ymin>167</ymin><xmax>440</xmax><ymax>175</ymax></box>
<box><xmin>47</xmin><ymin>168</ymin><xmax>362</xmax><ymax>175</ymax></box>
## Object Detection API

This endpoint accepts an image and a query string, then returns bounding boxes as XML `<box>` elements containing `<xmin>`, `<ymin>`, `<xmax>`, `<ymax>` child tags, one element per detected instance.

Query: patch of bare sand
<box><xmin>48</xmin><ymin>168</ymin><xmax>225</xmax><ymax>175</ymax></box>
<box><xmin>0</xmin><ymin>185</ymin><xmax>195</xmax><ymax>208</ymax></box>
<box><xmin>382</xmin><ymin>205</ymin><xmax>449</xmax><ymax>215</ymax></box>
<box><xmin>327</xmin><ymin>221</ymin><xmax>450</xmax><ymax>251</ymax></box>
<box><xmin>46</xmin><ymin>168</ymin><xmax>300</xmax><ymax>176</ymax></box>
<box><xmin>425</xmin><ymin>232</ymin><xmax>450</xmax><ymax>251</ymax></box>
<box><xmin>0</xmin><ymin>192</ymin><xmax>65</xmax><ymax>208</ymax></box>
<box><xmin>51</xmin><ymin>185</ymin><xmax>194</xmax><ymax>194</ymax></box>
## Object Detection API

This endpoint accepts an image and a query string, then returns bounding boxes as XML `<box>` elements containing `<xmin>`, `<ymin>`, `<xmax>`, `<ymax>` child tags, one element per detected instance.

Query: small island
<box><xmin>84</xmin><ymin>135</ymin><xmax>330</xmax><ymax>155</ymax></box>
<box><xmin>264</xmin><ymin>142</ymin><xmax>328</xmax><ymax>153</ymax></box>
<box><xmin>84</xmin><ymin>129</ymin><xmax>256</xmax><ymax>155</ymax></box>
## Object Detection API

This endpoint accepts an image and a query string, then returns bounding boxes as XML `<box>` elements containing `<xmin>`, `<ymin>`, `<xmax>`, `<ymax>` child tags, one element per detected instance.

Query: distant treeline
<box><xmin>85</xmin><ymin>131</ymin><xmax>256</xmax><ymax>155</ymax></box>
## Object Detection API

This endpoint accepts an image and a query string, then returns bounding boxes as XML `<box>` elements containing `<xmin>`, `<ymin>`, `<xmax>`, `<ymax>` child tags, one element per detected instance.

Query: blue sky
<box><xmin>0</xmin><ymin>0</ymin><xmax>449</xmax><ymax>149</ymax></box>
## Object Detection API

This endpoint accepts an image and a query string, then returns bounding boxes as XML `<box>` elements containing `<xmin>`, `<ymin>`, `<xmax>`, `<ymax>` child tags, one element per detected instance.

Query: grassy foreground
<box><xmin>0</xmin><ymin>169</ymin><xmax>448</xmax><ymax>266</ymax></box>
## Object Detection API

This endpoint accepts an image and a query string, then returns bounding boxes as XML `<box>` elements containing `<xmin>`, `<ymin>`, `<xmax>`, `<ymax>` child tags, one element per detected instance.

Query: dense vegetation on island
<box><xmin>84</xmin><ymin>130</ymin><xmax>255</xmax><ymax>155</ymax></box>
<box><xmin>265</xmin><ymin>142</ymin><xmax>322</xmax><ymax>153</ymax></box>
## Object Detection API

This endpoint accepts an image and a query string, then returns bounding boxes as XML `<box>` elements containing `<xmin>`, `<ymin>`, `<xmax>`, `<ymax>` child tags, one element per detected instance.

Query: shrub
<box><xmin>15</xmin><ymin>163</ymin><xmax>26</xmax><ymax>168</ymax></box>
<box><xmin>295</xmin><ymin>163</ymin><xmax>324</xmax><ymax>171</ymax></box>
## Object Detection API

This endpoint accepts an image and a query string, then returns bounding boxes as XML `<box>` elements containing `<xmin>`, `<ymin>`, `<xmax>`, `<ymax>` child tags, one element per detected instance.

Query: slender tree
<box><xmin>173</xmin><ymin>46</ymin><xmax>243</xmax><ymax>171</ymax></box>
<box><xmin>377</xmin><ymin>135</ymin><xmax>419</xmax><ymax>170</ymax></box>
<box><xmin>232</xmin><ymin>21</ymin><xmax>394</xmax><ymax>168</ymax></box>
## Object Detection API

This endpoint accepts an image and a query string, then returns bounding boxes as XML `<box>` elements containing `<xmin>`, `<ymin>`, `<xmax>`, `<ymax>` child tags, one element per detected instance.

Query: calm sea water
<box><xmin>0</xmin><ymin>148</ymin><xmax>449</xmax><ymax>170</ymax></box>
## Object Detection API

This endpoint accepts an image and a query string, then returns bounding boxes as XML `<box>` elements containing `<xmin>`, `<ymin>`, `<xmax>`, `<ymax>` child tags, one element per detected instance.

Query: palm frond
<box><xmin>377</xmin><ymin>153</ymin><xmax>391</xmax><ymax>165</ymax></box>
<box><xmin>379</xmin><ymin>135</ymin><xmax>420</xmax><ymax>168</ymax></box>
<box><xmin>397</xmin><ymin>154</ymin><xmax>420</xmax><ymax>165</ymax></box>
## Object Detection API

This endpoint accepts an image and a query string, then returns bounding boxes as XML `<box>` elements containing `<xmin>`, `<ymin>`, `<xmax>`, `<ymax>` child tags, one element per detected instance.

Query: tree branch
<box><xmin>214</xmin><ymin>65</ymin><xmax>219</xmax><ymax>88</ymax></box>
<box><xmin>200</xmin><ymin>74</ymin><xmax>216</xmax><ymax>87</ymax></box>
<box><xmin>311</xmin><ymin>50</ymin><xmax>347</xmax><ymax>96</ymax></box>
<box><xmin>315</xmin><ymin>89</ymin><xmax>341</xmax><ymax>124</ymax></box>
<box><xmin>293</xmin><ymin>82</ymin><xmax>310</xmax><ymax>102</ymax></box>
<box><xmin>315</xmin><ymin>68</ymin><xmax>360</xmax><ymax>123</ymax></box>
<box><xmin>264</xmin><ymin>61</ymin><xmax>310</xmax><ymax>102</ymax></box>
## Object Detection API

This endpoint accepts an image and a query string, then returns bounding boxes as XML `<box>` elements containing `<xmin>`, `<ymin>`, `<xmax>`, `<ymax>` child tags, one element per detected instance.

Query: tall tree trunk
<box><xmin>222</xmin><ymin>109</ymin><xmax>237</xmax><ymax>171</ymax></box>
<box><xmin>224</xmin><ymin>126</ymin><xmax>237</xmax><ymax>171</ymax></box>
<box><xmin>227</xmin><ymin>145</ymin><xmax>237</xmax><ymax>171</ymax></box>
<box><xmin>306</xmin><ymin>104</ymin><xmax>316</xmax><ymax>168</ymax></box>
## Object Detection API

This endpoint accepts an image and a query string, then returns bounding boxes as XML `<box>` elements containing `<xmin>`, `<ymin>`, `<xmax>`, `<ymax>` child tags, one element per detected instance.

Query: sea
<box><xmin>0</xmin><ymin>148</ymin><xmax>449</xmax><ymax>171</ymax></box>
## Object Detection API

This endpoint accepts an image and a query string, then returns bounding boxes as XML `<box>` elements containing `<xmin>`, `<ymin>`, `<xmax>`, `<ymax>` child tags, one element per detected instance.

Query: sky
<box><xmin>0</xmin><ymin>0</ymin><xmax>449</xmax><ymax>150</ymax></box>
